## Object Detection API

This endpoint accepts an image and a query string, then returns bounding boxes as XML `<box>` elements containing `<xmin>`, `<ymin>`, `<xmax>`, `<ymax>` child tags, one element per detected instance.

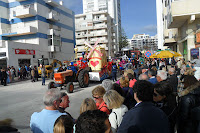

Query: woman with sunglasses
<box><xmin>153</xmin><ymin>81</ymin><xmax>177</xmax><ymax>133</ymax></box>
<box><xmin>92</xmin><ymin>86</ymin><xmax>110</xmax><ymax>115</ymax></box>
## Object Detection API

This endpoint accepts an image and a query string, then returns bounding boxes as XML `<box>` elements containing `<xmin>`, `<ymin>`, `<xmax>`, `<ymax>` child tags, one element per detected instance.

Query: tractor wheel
<box><xmin>48</xmin><ymin>81</ymin><xmax>56</xmax><ymax>89</ymax></box>
<box><xmin>78</xmin><ymin>69</ymin><xmax>89</xmax><ymax>88</ymax></box>
<box><xmin>66</xmin><ymin>82</ymin><xmax>74</xmax><ymax>93</ymax></box>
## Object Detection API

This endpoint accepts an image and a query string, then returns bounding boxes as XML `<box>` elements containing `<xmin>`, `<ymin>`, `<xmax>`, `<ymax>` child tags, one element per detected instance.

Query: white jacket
<box><xmin>109</xmin><ymin>104</ymin><xmax>128</xmax><ymax>133</ymax></box>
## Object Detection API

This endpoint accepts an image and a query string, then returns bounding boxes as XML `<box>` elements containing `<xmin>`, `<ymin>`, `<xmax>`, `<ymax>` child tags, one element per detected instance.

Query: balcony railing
<box><xmin>13</xmin><ymin>5</ymin><xmax>36</xmax><ymax>18</ymax></box>
<box><xmin>2</xmin><ymin>26</ymin><xmax>37</xmax><ymax>37</ymax></box>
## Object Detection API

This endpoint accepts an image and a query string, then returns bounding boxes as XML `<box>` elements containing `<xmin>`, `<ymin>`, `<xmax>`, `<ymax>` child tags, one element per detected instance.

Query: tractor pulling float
<box><xmin>48</xmin><ymin>39</ymin><xmax>112</xmax><ymax>93</ymax></box>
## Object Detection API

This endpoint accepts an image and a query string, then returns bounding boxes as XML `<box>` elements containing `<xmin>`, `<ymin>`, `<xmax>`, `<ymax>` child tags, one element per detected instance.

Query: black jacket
<box><xmin>178</xmin><ymin>82</ymin><xmax>200</xmax><ymax>133</ymax></box>
<box><xmin>117</xmin><ymin>102</ymin><xmax>170</xmax><ymax>133</ymax></box>
<box><xmin>167</xmin><ymin>74</ymin><xmax>178</xmax><ymax>93</ymax></box>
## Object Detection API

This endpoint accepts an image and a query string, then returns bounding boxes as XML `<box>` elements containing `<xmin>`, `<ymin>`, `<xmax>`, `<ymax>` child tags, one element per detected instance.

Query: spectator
<box><xmin>92</xmin><ymin>86</ymin><xmax>110</xmax><ymax>115</ymax></box>
<box><xmin>102</xmin><ymin>79</ymin><xmax>113</xmax><ymax>91</ymax></box>
<box><xmin>177</xmin><ymin>75</ymin><xmax>200</xmax><ymax>133</ymax></box>
<box><xmin>156</xmin><ymin>70</ymin><xmax>167</xmax><ymax>82</ymax></box>
<box><xmin>111</xmin><ymin>83</ymin><xmax>124</xmax><ymax>97</ymax></box>
<box><xmin>103</xmin><ymin>90</ymin><xmax>128</xmax><ymax>133</ymax></box>
<box><xmin>127</xmin><ymin>73</ymin><xmax>137</xmax><ymax>88</ymax></box>
<box><xmin>41</xmin><ymin>65</ymin><xmax>46</xmax><ymax>85</ymax></box>
<box><xmin>148</xmin><ymin>69</ymin><xmax>158</xmax><ymax>84</ymax></box>
<box><xmin>58</xmin><ymin>92</ymin><xmax>74</xmax><ymax>121</ymax></box>
<box><xmin>111</xmin><ymin>62</ymin><xmax>118</xmax><ymax>81</ymax></box>
<box><xmin>138</xmin><ymin>73</ymin><xmax>148</xmax><ymax>80</ymax></box>
<box><xmin>153</xmin><ymin>82</ymin><xmax>177</xmax><ymax>133</ymax></box>
<box><xmin>120</xmin><ymin>77</ymin><xmax>135</xmax><ymax>109</ymax></box>
<box><xmin>10</xmin><ymin>66</ymin><xmax>15</xmax><ymax>82</ymax></box>
<box><xmin>167</xmin><ymin>67</ymin><xmax>178</xmax><ymax>93</ymax></box>
<box><xmin>1</xmin><ymin>68</ymin><xmax>7</xmax><ymax>86</ymax></box>
<box><xmin>34</xmin><ymin>66</ymin><xmax>38</xmax><ymax>81</ymax></box>
<box><xmin>31</xmin><ymin>67</ymin><xmax>35</xmax><ymax>82</ymax></box>
<box><xmin>80</xmin><ymin>98</ymin><xmax>96</xmax><ymax>114</ymax></box>
<box><xmin>30</xmin><ymin>89</ymin><xmax>66</xmax><ymax>133</ymax></box>
<box><xmin>76</xmin><ymin>110</ymin><xmax>111</xmax><ymax>133</ymax></box>
<box><xmin>54</xmin><ymin>115</ymin><xmax>74</xmax><ymax>133</ymax></box>
<box><xmin>117</xmin><ymin>80</ymin><xmax>170</xmax><ymax>133</ymax></box>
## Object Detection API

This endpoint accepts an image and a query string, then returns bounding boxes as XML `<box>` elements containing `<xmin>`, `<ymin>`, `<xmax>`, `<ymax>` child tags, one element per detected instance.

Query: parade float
<box><xmin>84</xmin><ymin>39</ymin><xmax>112</xmax><ymax>81</ymax></box>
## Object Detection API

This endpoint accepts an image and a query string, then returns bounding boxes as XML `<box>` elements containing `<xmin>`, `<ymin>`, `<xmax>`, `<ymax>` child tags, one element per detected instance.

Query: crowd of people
<box><xmin>0</xmin><ymin>64</ymin><xmax>42</xmax><ymax>86</ymax></box>
<box><xmin>28</xmin><ymin>55</ymin><xmax>200</xmax><ymax>133</ymax></box>
<box><xmin>1</xmin><ymin>55</ymin><xmax>200</xmax><ymax>133</ymax></box>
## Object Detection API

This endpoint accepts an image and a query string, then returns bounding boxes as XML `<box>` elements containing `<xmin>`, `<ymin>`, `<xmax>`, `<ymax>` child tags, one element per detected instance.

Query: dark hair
<box><xmin>148</xmin><ymin>69</ymin><xmax>156</xmax><ymax>76</ymax></box>
<box><xmin>111</xmin><ymin>83</ymin><xmax>124</xmax><ymax>97</ymax></box>
<box><xmin>133</xmin><ymin>80</ymin><xmax>153</xmax><ymax>102</ymax></box>
<box><xmin>183</xmin><ymin>75</ymin><xmax>198</xmax><ymax>88</ymax></box>
<box><xmin>127</xmin><ymin>73</ymin><xmax>134</xmax><ymax>80</ymax></box>
<box><xmin>54</xmin><ymin>115</ymin><xmax>73</xmax><ymax>133</ymax></box>
<box><xmin>154</xmin><ymin>81</ymin><xmax>172</xmax><ymax>97</ymax></box>
<box><xmin>76</xmin><ymin>110</ymin><xmax>108</xmax><ymax>133</ymax></box>
<box><xmin>61</xmin><ymin>92</ymin><xmax>67</xmax><ymax>98</ymax></box>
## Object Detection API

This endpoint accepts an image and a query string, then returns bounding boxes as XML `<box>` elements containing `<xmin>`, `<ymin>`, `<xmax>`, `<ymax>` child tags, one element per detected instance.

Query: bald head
<box><xmin>139</xmin><ymin>74</ymin><xmax>149</xmax><ymax>81</ymax></box>
<box><xmin>168</xmin><ymin>67</ymin><xmax>175</xmax><ymax>75</ymax></box>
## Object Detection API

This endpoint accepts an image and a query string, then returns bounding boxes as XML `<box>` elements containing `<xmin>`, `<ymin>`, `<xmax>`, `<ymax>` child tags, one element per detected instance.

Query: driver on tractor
<box><xmin>67</xmin><ymin>62</ymin><xmax>78</xmax><ymax>74</ymax></box>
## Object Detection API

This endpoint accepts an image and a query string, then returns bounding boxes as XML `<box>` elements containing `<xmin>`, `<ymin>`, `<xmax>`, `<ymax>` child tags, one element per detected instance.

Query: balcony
<box><xmin>2</xmin><ymin>26</ymin><xmax>37</xmax><ymax>37</ymax></box>
<box><xmin>47</xmin><ymin>12</ymin><xmax>60</xmax><ymax>21</ymax></box>
<box><xmin>168</xmin><ymin>0</ymin><xmax>200</xmax><ymax>28</ymax></box>
<box><xmin>13</xmin><ymin>5</ymin><xmax>36</xmax><ymax>18</ymax></box>
<box><xmin>48</xmin><ymin>29</ymin><xmax>60</xmax><ymax>36</ymax></box>
<box><xmin>46</xmin><ymin>0</ymin><xmax>59</xmax><ymax>7</ymax></box>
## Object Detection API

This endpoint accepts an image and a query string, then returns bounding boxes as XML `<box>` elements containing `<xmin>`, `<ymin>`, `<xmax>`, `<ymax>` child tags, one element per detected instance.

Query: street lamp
<box><xmin>108</xmin><ymin>24</ymin><xmax>118</xmax><ymax>59</ymax></box>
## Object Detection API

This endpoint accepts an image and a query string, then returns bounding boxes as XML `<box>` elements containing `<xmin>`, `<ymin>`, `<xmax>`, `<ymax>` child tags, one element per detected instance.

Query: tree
<box><xmin>119</xmin><ymin>28</ymin><xmax>129</xmax><ymax>51</ymax></box>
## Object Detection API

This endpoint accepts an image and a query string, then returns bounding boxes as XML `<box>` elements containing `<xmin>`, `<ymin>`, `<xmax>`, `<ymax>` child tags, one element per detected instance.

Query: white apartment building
<box><xmin>82</xmin><ymin>0</ymin><xmax>121</xmax><ymax>51</ymax></box>
<box><xmin>0</xmin><ymin>0</ymin><xmax>75</xmax><ymax>69</ymax></box>
<box><xmin>130</xmin><ymin>34</ymin><xmax>158</xmax><ymax>51</ymax></box>
<box><xmin>75</xmin><ymin>11</ymin><xmax>116</xmax><ymax>58</ymax></box>
<box><xmin>157</xmin><ymin>0</ymin><xmax>200</xmax><ymax>60</ymax></box>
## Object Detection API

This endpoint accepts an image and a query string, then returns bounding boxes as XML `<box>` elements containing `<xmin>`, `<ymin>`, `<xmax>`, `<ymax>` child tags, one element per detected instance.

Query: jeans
<box><xmin>42</xmin><ymin>77</ymin><xmax>45</xmax><ymax>85</ymax></box>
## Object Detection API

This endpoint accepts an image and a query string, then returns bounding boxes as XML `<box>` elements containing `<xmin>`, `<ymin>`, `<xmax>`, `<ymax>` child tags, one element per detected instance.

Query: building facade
<box><xmin>0</xmin><ymin>0</ymin><xmax>75</xmax><ymax>69</ymax></box>
<box><xmin>130</xmin><ymin>34</ymin><xmax>158</xmax><ymax>52</ymax></box>
<box><xmin>75</xmin><ymin>11</ymin><xmax>116</xmax><ymax>58</ymax></box>
<box><xmin>82</xmin><ymin>0</ymin><xmax>121</xmax><ymax>51</ymax></box>
<box><xmin>157</xmin><ymin>0</ymin><xmax>200</xmax><ymax>60</ymax></box>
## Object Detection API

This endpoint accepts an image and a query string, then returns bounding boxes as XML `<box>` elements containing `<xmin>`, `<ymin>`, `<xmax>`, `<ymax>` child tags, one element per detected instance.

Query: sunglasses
<box><xmin>92</xmin><ymin>95</ymin><xmax>101</xmax><ymax>99</ymax></box>
<box><xmin>153</xmin><ymin>93</ymin><xmax>158</xmax><ymax>97</ymax></box>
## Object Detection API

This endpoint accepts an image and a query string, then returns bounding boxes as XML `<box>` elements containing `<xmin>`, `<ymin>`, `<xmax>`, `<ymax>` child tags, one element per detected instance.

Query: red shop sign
<box><xmin>15</xmin><ymin>49</ymin><xmax>35</xmax><ymax>55</ymax></box>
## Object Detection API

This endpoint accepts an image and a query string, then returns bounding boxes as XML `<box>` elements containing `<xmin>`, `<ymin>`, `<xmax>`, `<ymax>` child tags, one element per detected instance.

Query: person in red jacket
<box><xmin>92</xmin><ymin>86</ymin><xmax>110</xmax><ymax>115</ymax></box>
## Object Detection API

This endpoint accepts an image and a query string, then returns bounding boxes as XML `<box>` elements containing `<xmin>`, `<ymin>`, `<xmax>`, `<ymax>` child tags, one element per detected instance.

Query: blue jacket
<box><xmin>117</xmin><ymin>102</ymin><xmax>170</xmax><ymax>133</ymax></box>
<box><xmin>148</xmin><ymin>77</ymin><xmax>158</xmax><ymax>84</ymax></box>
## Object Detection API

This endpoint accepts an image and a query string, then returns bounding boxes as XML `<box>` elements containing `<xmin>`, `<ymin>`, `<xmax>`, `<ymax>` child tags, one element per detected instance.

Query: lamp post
<box><xmin>108</xmin><ymin>24</ymin><xmax>118</xmax><ymax>59</ymax></box>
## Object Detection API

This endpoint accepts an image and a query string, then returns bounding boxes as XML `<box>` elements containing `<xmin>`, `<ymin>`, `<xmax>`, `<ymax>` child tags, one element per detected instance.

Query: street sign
<box><xmin>145</xmin><ymin>51</ymin><xmax>152</xmax><ymax>58</ymax></box>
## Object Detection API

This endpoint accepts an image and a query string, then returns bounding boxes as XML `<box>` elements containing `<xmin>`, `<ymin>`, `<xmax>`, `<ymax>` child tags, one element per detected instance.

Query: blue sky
<box><xmin>57</xmin><ymin>0</ymin><xmax>157</xmax><ymax>39</ymax></box>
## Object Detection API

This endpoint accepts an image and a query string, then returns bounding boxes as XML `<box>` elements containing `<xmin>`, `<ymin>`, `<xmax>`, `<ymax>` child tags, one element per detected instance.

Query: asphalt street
<box><xmin>0</xmin><ymin>79</ymin><xmax>101</xmax><ymax>133</ymax></box>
